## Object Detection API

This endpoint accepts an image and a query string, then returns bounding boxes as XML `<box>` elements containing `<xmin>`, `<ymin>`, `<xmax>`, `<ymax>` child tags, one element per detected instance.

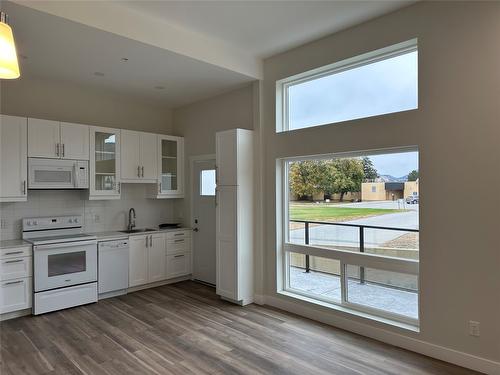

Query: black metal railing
<box><xmin>290</xmin><ymin>219</ymin><xmax>419</xmax><ymax>283</ymax></box>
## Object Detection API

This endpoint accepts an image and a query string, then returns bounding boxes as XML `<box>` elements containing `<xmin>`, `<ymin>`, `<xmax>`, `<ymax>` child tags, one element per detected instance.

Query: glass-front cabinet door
<box><xmin>157</xmin><ymin>135</ymin><xmax>184</xmax><ymax>197</ymax></box>
<box><xmin>89</xmin><ymin>127</ymin><xmax>121</xmax><ymax>199</ymax></box>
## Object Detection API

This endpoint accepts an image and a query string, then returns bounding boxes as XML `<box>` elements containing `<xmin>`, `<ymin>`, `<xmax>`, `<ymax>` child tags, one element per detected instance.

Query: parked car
<box><xmin>406</xmin><ymin>195</ymin><xmax>419</xmax><ymax>204</ymax></box>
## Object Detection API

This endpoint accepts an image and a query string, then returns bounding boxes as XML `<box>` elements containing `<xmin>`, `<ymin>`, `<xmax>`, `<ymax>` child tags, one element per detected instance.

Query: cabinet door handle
<box><xmin>56</xmin><ymin>143</ymin><xmax>60</xmax><ymax>157</ymax></box>
<box><xmin>174</xmin><ymin>233</ymin><xmax>184</xmax><ymax>237</ymax></box>
<box><xmin>5</xmin><ymin>251</ymin><xmax>23</xmax><ymax>256</ymax></box>
<box><xmin>174</xmin><ymin>254</ymin><xmax>185</xmax><ymax>258</ymax></box>
<box><xmin>158</xmin><ymin>183</ymin><xmax>161</xmax><ymax>193</ymax></box>
<box><xmin>118</xmin><ymin>182</ymin><xmax>121</xmax><ymax>194</ymax></box>
<box><xmin>4</xmin><ymin>280</ymin><xmax>23</xmax><ymax>285</ymax></box>
<box><xmin>145</xmin><ymin>236</ymin><xmax>149</xmax><ymax>248</ymax></box>
<box><xmin>4</xmin><ymin>259</ymin><xmax>23</xmax><ymax>264</ymax></box>
<box><xmin>141</xmin><ymin>166</ymin><xmax>144</xmax><ymax>178</ymax></box>
<box><xmin>137</xmin><ymin>166</ymin><xmax>141</xmax><ymax>178</ymax></box>
<box><xmin>62</xmin><ymin>143</ymin><xmax>65</xmax><ymax>157</ymax></box>
<box><xmin>149</xmin><ymin>235</ymin><xmax>153</xmax><ymax>247</ymax></box>
<box><xmin>22</xmin><ymin>180</ymin><xmax>26</xmax><ymax>195</ymax></box>
<box><xmin>174</xmin><ymin>239</ymin><xmax>184</xmax><ymax>243</ymax></box>
<box><xmin>215</xmin><ymin>165</ymin><xmax>218</xmax><ymax>184</ymax></box>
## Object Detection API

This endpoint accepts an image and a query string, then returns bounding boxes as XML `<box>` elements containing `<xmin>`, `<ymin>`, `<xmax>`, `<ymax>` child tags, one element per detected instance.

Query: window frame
<box><xmin>276</xmin><ymin>38</ymin><xmax>418</xmax><ymax>133</ymax></box>
<box><xmin>278</xmin><ymin>147</ymin><xmax>420</xmax><ymax>327</ymax></box>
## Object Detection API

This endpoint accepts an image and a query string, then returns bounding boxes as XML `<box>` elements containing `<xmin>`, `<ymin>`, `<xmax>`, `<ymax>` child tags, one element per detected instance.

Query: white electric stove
<box><xmin>22</xmin><ymin>215</ymin><xmax>98</xmax><ymax>315</ymax></box>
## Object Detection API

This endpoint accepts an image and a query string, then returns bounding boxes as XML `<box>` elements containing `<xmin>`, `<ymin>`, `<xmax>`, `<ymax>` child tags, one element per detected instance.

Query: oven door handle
<box><xmin>34</xmin><ymin>240</ymin><xmax>97</xmax><ymax>251</ymax></box>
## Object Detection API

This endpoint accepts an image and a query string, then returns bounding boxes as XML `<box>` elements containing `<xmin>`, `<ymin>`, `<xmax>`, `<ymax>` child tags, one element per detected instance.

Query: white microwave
<box><xmin>28</xmin><ymin>158</ymin><xmax>89</xmax><ymax>189</ymax></box>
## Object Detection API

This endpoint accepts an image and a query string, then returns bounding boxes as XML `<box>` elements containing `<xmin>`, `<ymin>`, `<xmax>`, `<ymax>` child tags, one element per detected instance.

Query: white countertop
<box><xmin>0</xmin><ymin>239</ymin><xmax>32</xmax><ymax>249</ymax></box>
<box><xmin>90</xmin><ymin>227</ymin><xmax>191</xmax><ymax>242</ymax></box>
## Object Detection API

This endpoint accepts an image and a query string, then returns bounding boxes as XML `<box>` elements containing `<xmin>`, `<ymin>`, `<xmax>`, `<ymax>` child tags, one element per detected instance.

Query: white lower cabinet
<box><xmin>0</xmin><ymin>278</ymin><xmax>32</xmax><ymax>314</ymax></box>
<box><xmin>148</xmin><ymin>234</ymin><xmax>167</xmax><ymax>283</ymax></box>
<box><xmin>129</xmin><ymin>235</ymin><xmax>149</xmax><ymax>287</ymax></box>
<box><xmin>166</xmin><ymin>253</ymin><xmax>191</xmax><ymax>279</ymax></box>
<box><xmin>0</xmin><ymin>245</ymin><xmax>33</xmax><ymax>315</ymax></box>
<box><xmin>129</xmin><ymin>230</ymin><xmax>191</xmax><ymax>288</ymax></box>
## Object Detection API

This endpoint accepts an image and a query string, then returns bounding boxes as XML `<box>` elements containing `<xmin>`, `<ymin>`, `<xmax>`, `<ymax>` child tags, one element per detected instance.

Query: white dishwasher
<box><xmin>98</xmin><ymin>239</ymin><xmax>129</xmax><ymax>299</ymax></box>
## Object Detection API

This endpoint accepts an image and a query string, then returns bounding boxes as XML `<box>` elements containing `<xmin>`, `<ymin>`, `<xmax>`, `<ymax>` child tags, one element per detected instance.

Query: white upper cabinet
<box><xmin>149</xmin><ymin>135</ymin><xmax>184</xmax><ymax>198</ymax></box>
<box><xmin>27</xmin><ymin>118</ymin><xmax>60</xmax><ymax>159</ymax></box>
<box><xmin>60</xmin><ymin>122</ymin><xmax>90</xmax><ymax>160</ymax></box>
<box><xmin>28</xmin><ymin>118</ymin><xmax>89</xmax><ymax>160</ymax></box>
<box><xmin>0</xmin><ymin>115</ymin><xmax>28</xmax><ymax>202</ymax></box>
<box><xmin>89</xmin><ymin>126</ymin><xmax>121</xmax><ymax>200</ymax></box>
<box><xmin>120</xmin><ymin>130</ymin><xmax>157</xmax><ymax>183</ymax></box>
<box><xmin>216</xmin><ymin>129</ymin><xmax>253</xmax><ymax>187</ymax></box>
<box><xmin>141</xmin><ymin>132</ymin><xmax>158</xmax><ymax>180</ymax></box>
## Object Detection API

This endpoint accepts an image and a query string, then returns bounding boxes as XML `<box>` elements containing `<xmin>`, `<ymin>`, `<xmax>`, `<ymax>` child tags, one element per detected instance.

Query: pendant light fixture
<box><xmin>0</xmin><ymin>11</ymin><xmax>20</xmax><ymax>79</ymax></box>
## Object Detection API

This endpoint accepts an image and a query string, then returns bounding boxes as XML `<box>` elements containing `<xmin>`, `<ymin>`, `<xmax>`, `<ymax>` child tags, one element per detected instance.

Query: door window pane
<box><xmin>200</xmin><ymin>169</ymin><xmax>216</xmax><ymax>196</ymax></box>
<box><xmin>48</xmin><ymin>251</ymin><xmax>86</xmax><ymax>277</ymax></box>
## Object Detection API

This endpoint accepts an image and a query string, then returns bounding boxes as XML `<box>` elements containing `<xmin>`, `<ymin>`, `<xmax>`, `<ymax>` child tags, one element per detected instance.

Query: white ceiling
<box><xmin>4</xmin><ymin>0</ymin><xmax>415</xmax><ymax>108</ymax></box>
<box><xmin>119</xmin><ymin>1</ymin><xmax>415</xmax><ymax>59</ymax></box>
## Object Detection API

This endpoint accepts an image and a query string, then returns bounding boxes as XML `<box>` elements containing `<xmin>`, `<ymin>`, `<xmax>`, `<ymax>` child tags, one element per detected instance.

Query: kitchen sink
<box><xmin>119</xmin><ymin>228</ymin><xmax>157</xmax><ymax>234</ymax></box>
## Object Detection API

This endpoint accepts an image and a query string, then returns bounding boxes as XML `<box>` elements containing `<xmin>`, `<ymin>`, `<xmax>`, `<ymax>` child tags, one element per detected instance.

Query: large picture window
<box><xmin>276</xmin><ymin>39</ymin><xmax>418</xmax><ymax>132</ymax></box>
<box><xmin>279</xmin><ymin>149</ymin><xmax>419</xmax><ymax>326</ymax></box>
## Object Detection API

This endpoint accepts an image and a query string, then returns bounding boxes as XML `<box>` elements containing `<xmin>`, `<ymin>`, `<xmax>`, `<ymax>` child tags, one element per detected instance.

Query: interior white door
<box><xmin>28</xmin><ymin>118</ymin><xmax>60</xmax><ymax>158</ymax></box>
<box><xmin>121</xmin><ymin>130</ymin><xmax>141</xmax><ymax>180</ymax></box>
<box><xmin>0</xmin><ymin>115</ymin><xmax>27</xmax><ymax>201</ymax></box>
<box><xmin>192</xmin><ymin>158</ymin><xmax>217</xmax><ymax>285</ymax></box>
<box><xmin>60</xmin><ymin>122</ymin><xmax>90</xmax><ymax>160</ymax></box>
<box><xmin>141</xmin><ymin>132</ymin><xmax>158</xmax><ymax>180</ymax></box>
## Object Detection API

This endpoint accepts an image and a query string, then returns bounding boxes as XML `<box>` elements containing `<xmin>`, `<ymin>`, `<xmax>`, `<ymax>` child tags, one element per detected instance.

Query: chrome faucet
<box><xmin>128</xmin><ymin>208</ymin><xmax>136</xmax><ymax>231</ymax></box>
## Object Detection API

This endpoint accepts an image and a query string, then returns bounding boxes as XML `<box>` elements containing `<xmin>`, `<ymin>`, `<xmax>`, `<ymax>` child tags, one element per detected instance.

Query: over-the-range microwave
<box><xmin>28</xmin><ymin>158</ymin><xmax>89</xmax><ymax>189</ymax></box>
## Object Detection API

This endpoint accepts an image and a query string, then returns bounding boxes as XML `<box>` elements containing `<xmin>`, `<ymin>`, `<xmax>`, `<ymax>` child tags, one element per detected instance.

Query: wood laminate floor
<box><xmin>0</xmin><ymin>281</ymin><xmax>480</xmax><ymax>375</ymax></box>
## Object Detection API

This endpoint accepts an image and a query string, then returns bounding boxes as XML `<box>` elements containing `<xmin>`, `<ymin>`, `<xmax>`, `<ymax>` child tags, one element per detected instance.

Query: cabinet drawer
<box><xmin>0</xmin><ymin>257</ymin><xmax>32</xmax><ymax>280</ymax></box>
<box><xmin>165</xmin><ymin>230</ymin><xmax>191</xmax><ymax>240</ymax></box>
<box><xmin>0</xmin><ymin>277</ymin><xmax>32</xmax><ymax>314</ymax></box>
<box><xmin>0</xmin><ymin>246</ymin><xmax>31</xmax><ymax>259</ymax></box>
<box><xmin>166</xmin><ymin>252</ymin><xmax>191</xmax><ymax>279</ymax></box>
<box><xmin>166</xmin><ymin>238</ymin><xmax>190</xmax><ymax>255</ymax></box>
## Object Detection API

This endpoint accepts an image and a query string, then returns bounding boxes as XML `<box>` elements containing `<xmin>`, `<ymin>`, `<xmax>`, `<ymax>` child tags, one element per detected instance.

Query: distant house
<box><xmin>362</xmin><ymin>179</ymin><xmax>419</xmax><ymax>201</ymax></box>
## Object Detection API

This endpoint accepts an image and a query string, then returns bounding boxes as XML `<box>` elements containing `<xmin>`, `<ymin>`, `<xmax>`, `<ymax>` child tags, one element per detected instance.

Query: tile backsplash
<box><xmin>0</xmin><ymin>184</ymin><xmax>181</xmax><ymax>240</ymax></box>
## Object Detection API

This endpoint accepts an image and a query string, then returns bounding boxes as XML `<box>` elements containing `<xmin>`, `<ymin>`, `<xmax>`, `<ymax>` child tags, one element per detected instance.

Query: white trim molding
<box><xmin>263</xmin><ymin>294</ymin><xmax>500</xmax><ymax>375</ymax></box>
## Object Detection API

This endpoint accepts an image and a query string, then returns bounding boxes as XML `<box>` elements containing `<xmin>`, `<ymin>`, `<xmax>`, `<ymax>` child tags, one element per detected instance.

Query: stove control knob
<box><xmin>74</xmin><ymin>218</ymin><xmax>79</xmax><ymax>223</ymax></box>
<box><xmin>26</xmin><ymin>221</ymin><xmax>32</xmax><ymax>226</ymax></box>
<box><xmin>33</xmin><ymin>220</ymin><xmax>38</xmax><ymax>226</ymax></box>
<box><xmin>68</xmin><ymin>218</ymin><xmax>73</xmax><ymax>223</ymax></box>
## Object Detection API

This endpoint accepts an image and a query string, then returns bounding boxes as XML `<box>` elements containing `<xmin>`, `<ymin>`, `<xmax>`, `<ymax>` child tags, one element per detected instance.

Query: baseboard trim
<box><xmin>253</xmin><ymin>294</ymin><xmax>266</xmax><ymax>305</ymax></box>
<box><xmin>264</xmin><ymin>294</ymin><xmax>500</xmax><ymax>375</ymax></box>
<box><xmin>127</xmin><ymin>275</ymin><xmax>191</xmax><ymax>293</ymax></box>
<box><xmin>0</xmin><ymin>308</ymin><xmax>31</xmax><ymax>321</ymax></box>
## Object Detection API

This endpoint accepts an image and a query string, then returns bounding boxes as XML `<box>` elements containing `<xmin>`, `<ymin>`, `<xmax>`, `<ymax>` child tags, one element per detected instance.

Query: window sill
<box><xmin>278</xmin><ymin>289</ymin><xmax>420</xmax><ymax>333</ymax></box>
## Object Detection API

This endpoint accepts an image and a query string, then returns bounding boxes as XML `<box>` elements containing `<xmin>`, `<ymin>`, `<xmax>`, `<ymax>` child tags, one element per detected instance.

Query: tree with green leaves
<box><xmin>362</xmin><ymin>157</ymin><xmax>378</xmax><ymax>181</ymax></box>
<box><xmin>408</xmin><ymin>170</ymin><xmax>419</xmax><ymax>181</ymax></box>
<box><xmin>331</xmin><ymin>158</ymin><xmax>364</xmax><ymax>201</ymax></box>
<box><xmin>289</xmin><ymin>158</ymin><xmax>364</xmax><ymax>201</ymax></box>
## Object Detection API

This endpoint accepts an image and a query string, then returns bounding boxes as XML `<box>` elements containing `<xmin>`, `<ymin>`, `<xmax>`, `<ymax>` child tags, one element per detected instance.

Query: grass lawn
<box><xmin>290</xmin><ymin>204</ymin><xmax>403</xmax><ymax>222</ymax></box>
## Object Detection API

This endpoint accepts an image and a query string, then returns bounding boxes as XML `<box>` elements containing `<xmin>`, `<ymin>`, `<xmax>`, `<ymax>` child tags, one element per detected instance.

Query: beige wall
<box><xmin>404</xmin><ymin>180</ymin><xmax>419</xmax><ymax>197</ymax></box>
<box><xmin>262</xmin><ymin>1</ymin><xmax>500</xmax><ymax>366</ymax></box>
<box><xmin>0</xmin><ymin>77</ymin><xmax>173</xmax><ymax>133</ymax></box>
<box><xmin>361</xmin><ymin>182</ymin><xmax>386</xmax><ymax>201</ymax></box>
<box><xmin>172</xmin><ymin>84</ymin><xmax>254</xmax><ymax>223</ymax></box>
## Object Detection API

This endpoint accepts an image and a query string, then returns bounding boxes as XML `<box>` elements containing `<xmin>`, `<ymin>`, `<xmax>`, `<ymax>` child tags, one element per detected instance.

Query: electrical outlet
<box><xmin>469</xmin><ymin>321</ymin><xmax>480</xmax><ymax>337</ymax></box>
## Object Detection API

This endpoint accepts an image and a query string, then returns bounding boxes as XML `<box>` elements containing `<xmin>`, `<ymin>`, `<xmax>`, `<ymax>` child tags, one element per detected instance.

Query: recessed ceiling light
<box><xmin>154</xmin><ymin>86</ymin><xmax>165</xmax><ymax>90</ymax></box>
<box><xmin>94</xmin><ymin>72</ymin><xmax>105</xmax><ymax>77</ymax></box>
<box><xmin>121</xmin><ymin>57</ymin><xmax>129</xmax><ymax>62</ymax></box>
